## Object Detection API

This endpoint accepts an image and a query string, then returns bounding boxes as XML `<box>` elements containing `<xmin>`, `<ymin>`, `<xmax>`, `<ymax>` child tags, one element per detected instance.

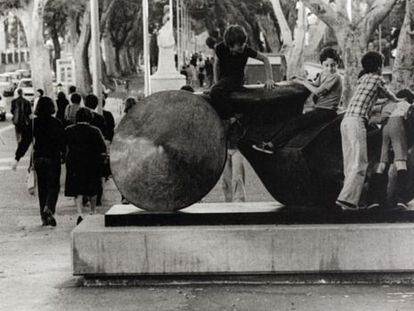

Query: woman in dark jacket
<box><xmin>55</xmin><ymin>91</ymin><xmax>69</xmax><ymax>124</ymax></box>
<box><xmin>12</xmin><ymin>96</ymin><xmax>66</xmax><ymax>226</ymax></box>
<box><xmin>65</xmin><ymin>107</ymin><xmax>107</xmax><ymax>225</ymax></box>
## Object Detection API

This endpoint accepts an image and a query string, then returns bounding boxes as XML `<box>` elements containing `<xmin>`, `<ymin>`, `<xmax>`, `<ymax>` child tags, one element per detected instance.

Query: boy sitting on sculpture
<box><xmin>210</xmin><ymin>24</ymin><xmax>276</xmax><ymax>124</ymax></box>
<box><xmin>253</xmin><ymin>47</ymin><xmax>342</xmax><ymax>154</ymax></box>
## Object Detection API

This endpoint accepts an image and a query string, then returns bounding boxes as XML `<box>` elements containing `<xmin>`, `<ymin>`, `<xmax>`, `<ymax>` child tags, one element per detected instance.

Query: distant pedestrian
<box><xmin>13</xmin><ymin>96</ymin><xmax>66</xmax><ymax>226</ymax></box>
<box><xmin>33</xmin><ymin>89</ymin><xmax>44</xmax><ymax>112</ymax></box>
<box><xmin>11</xmin><ymin>88</ymin><xmax>32</xmax><ymax>143</ymax></box>
<box><xmin>55</xmin><ymin>92</ymin><xmax>69</xmax><ymax>124</ymax></box>
<box><xmin>68</xmin><ymin>85</ymin><xmax>76</xmax><ymax>96</ymax></box>
<box><xmin>222</xmin><ymin>116</ymin><xmax>246</xmax><ymax>202</ymax></box>
<box><xmin>84</xmin><ymin>94</ymin><xmax>106</xmax><ymax>137</ymax></box>
<box><xmin>65</xmin><ymin>108</ymin><xmax>107</xmax><ymax>225</ymax></box>
<box><xmin>64</xmin><ymin>93</ymin><xmax>82</xmax><ymax>126</ymax></box>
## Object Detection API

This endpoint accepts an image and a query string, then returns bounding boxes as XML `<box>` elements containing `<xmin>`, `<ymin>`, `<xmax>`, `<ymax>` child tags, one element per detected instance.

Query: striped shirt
<box><xmin>345</xmin><ymin>73</ymin><xmax>387</xmax><ymax>120</ymax></box>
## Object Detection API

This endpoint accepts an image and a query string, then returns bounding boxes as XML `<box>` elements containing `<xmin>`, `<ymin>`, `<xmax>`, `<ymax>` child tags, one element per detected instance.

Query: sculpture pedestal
<box><xmin>151</xmin><ymin>72</ymin><xmax>186</xmax><ymax>93</ymax></box>
<box><xmin>72</xmin><ymin>203</ymin><xmax>414</xmax><ymax>276</ymax></box>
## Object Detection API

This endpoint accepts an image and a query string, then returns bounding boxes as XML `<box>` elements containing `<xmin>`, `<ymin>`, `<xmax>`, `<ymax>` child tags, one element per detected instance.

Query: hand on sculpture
<box><xmin>264</xmin><ymin>79</ymin><xmax>276</xmax><ymax>90</ymax></box>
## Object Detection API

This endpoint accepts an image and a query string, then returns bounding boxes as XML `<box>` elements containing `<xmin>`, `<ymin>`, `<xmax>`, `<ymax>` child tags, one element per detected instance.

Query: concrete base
<box><xmin>150</xmin><ymin>73</ymin><xmax>186</xmax><ymax>93</ymax></box>
<box><xmin>72</xmin><ymin>208</ymin><xmax>414</xmax><ymax>276</ymax></box>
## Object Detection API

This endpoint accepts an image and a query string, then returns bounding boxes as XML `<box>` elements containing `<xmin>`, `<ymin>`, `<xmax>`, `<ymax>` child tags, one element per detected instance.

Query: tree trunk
<box><xmin>19</xmin><ymin>0</ymin><xmax>54</xmax><ymax>95</ymax></box>
<box><xmin>66</xmin><ymin>15</ymin><xmax>79</xmax><ymax>55</ymax></box>
<box><xmin>51</xmin><ymin>24</ymin><xmax>61</xmax><ymax>74</ymax></box>
<box><xmin>119</xmin><ymin>46</ymin><xmax>131</xmax><ymax>75</ymax></box>
<box><xmin>256</xmin><ymin>13</ymin><xmax>281</xmax><ymax>52</ymax></box>
<box><xmin>114</xmin><ymin>45</ymin><xmax>122</xmax><ymax>77</ymax></box>
<box><xmin>74</xmin><ymin>7</ymin><xmax>92</xmax><ymax>95</ymax></box>
<box><xmin>286</xmin><ymin>2</ymin><xmax>307</xmax><ymax>79</ymax></box>
<box><xmin>102</xmin><ymin>34</ymin><xmax>119</xmax><ymax>76</ymax></box>
<box><xmin>392</xmin><ymin>0</ymin><xmax>414</xmax><ymax>91</ymax></box>
<box><xmin>270</xmin><ymin>0</ymin><xmax>293</xmax><ymax>53</ymax></box>
<box><xmin>336</xmin><ymin>27</ymin><xmax>368</xmax><ymax>106</ymax></box>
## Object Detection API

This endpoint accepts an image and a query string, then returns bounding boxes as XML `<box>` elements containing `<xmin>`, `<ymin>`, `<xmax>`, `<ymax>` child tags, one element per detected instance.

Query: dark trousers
<box><xmin>209</xmin><ymin>77</ymin><xmax>243</xmax><ymax>120</ymax></box>
<box><xmin>270</xmin><ymin>108</ymin><xmax>337</xmax><ymax>147</ymax></box>
<box><xmin>34</xmin><ymin>157</ymin><xmax>61</xmax><ymax>220</ymax></box>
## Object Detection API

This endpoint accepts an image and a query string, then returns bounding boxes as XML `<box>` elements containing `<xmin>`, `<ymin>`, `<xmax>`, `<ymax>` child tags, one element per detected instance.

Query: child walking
<box><xmin>210</xmin><ymin>25</ymin><xmax>275</xmax><ymax>123</ymax></box>
<box><xmin>368</xmin><ymin>89</ymin><xmax>414</xmax><ymax>210</ymax></box>
<box><xmin>336</xmin><ymin>51</ymin><xmax>401</xmax><ymax>211</ymax></box>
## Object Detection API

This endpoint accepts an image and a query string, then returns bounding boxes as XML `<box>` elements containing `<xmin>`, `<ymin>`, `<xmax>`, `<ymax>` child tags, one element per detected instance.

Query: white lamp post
<box><xmin>90</xmin><ymin>0</ymin><xmax>103</xmax><ymax>114</ymax></box>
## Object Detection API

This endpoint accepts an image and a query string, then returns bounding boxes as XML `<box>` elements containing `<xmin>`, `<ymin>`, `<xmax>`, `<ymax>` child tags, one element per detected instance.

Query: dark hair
<box><xmin>36</xmin><ymin>89</ymin><xmax>44</xmax><ymax>96</ymax></box>
<box><xmin>361</xmin><ymin>51</ymin><xmax>383</xmax><ymax>74</ymax></box>
<box><xmin>70</xmin><ymin>93</ymin><xmax>82</xmax><ymax>104</ymax></box>
<box><xmin>68</xmin><ymin>85</ymin><xmax>76</xmax><ymax>93</ymax></box>
<box><xmin>57</xmin><ymin>91</ymin><xmax>66</xmax><ymax>101</ymax></box>
<box><xmin>85</xmin><ymin>94</ymin><xmax>98</xmax><ymax>109</ymax></box>
<box><xmin>76</xmin><ymin>107</ymin><xmax>93</xmax><ymax>123</ymax></box>
<box><xmin>180</xmin><ymin>85</ymin><xmax>194</xmax><ymax>92</ymax></box>
<box><xmin>35</xmin><ymin>96</ymin><xmax>55</xmax><ymax>117</ymax></box>
<box><xmin>223</xmin><ymin>25</ymin><xmax>247</xmax><ymax>47</ymax></box>
<box><xmin>319</xmin><ymin>48</ymin><xmax>340</xmax><ymax>64</ymax></box>
<box><xmin>396</xmin><ymin>89</ymin><xmax>414</xmax><ymax>104</ymax></box>
<box><xmin>124</xmin><ymin>97</ymin><xmax>137</xmax><ymax>113</ymax></box>
<box><xmin>17</xmin><ymin>88</ymin><xmax>23</xmax><ymax>96</ymax></box>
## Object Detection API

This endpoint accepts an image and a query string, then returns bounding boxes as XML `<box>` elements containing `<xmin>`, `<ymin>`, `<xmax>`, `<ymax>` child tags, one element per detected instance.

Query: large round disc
<box><xmin>111</xmin><ymin>90</ymin><xmax>227</xmax><ymax>211</ymax></box>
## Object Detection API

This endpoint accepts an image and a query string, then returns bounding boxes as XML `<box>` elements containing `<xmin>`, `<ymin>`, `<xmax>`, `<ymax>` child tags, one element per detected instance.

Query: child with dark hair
<box><xmin>336</xmin><ymin>51</ymin><xmax>401</xmax><ymax>211</ymax></box>
<box><xmin>369</xmin><ymin>89</ymin><xmax>414</xmax><ymax>210</ymax></box>
<box><xmin>210</xmin><ymin>24</ymin><xmax>275</xmax><ymax>122</ymax></box>
<box><xmin>253</xmin><ymin>47</ymin><xmax>343</xmax><ymax>154</ymax></box>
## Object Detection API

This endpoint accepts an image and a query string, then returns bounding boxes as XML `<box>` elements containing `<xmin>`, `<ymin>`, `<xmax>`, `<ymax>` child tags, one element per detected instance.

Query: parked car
<box><xmin>14</xmin><ymin>78</ymin><xmax>35</xmax><ymax>102</ymax></box>
<box><xmin>0</xmin><ymin>95</ymin><xmax>6</xmax><ymax>121</ymax></box>
<box><xmin>0</xmin><ymin>73</ymin><xmax>15</xmax><ymax>97</ymax></box>
<box><xmin>15</xmin><ymin>69</ymin><xmax>31</xmax><ymax>78</ymax></box>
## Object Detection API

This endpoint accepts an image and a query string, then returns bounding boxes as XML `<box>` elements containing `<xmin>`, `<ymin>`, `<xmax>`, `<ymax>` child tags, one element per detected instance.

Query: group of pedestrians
<box><xmin>11</xmin><ymin>86</ymin><xmax>115</xmax><ymax>226</ymax></box>
<box><xmin>180</xmin><ymin>53</ymin><xmax>214</xmax><ymax>89</ymax></box>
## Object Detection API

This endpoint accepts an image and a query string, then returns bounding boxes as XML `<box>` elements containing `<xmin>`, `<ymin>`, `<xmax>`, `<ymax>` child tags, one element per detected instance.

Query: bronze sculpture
<box><xmin>111</xmin><ymin>82</ymin><xmax>414</xmax><ymax>211</ymax></box>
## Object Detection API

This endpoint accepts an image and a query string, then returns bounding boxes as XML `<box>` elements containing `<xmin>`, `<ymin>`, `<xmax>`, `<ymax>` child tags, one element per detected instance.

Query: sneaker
<box><xmin>365</xmin><ymin>203</ymin><xmax>380</xmax><ymax>210</ymax></box>
<box><xmin>76</xmin><ymin>216</ymin><xmax>83</xmax><ymax>225</ymax></box>
<box><xmin>396</xmin><ymin>202</ymin><xmax>408</xmax><ymax>211</ymax></box>
<box><xmin>47</xmin><ymin>215</ymin><xmax>57</xmax><ymax>227</ymax></box>
<box><xmin>335</xmin><ymin>200</ymin><xmax>358</xmax><ymax>211</ymax></box>
<box><xmin>252</xmin><ymin>142</ymin><xmax>274</xmax><ymax>154</ymax></box>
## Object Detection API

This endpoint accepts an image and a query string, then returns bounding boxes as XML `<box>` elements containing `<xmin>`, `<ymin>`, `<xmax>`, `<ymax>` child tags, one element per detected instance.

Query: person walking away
<box><xmin>11</xmin><ymin>88</ymin><xmax>32</xmax><ymax>143</ymax></box>
<box><xmin>65</xmin><ymin>108</ymin><xmax>107</xmax><ymax>225</ymax></box>
<box><xmin>64</xmin><ymin>93</ymin><xmax>82</xmax><ymax>126</ymax></box>
<box><xmin>222</xmin><ymin>117</ymin><xmax>246</xmax><ymax>202</ymax></box>
<box><xmin>56</xmin><ymin>92</ymin><xmax>69</xmax><ymax>124</ymax></box>
<box><xmin>368</xmin><ymin>89</ymin><xmax>414</xmax><ymax>210</ymax></box>
<box><xmin>210</xmin><ymin>24</ymin><xmax>275</xmax><ymax>123</ymax></box>
<box><xmin>84</xmin><ymin>94</ymin><xmax>107</xmax><ymax>206</ymax></box>
<box><xmin>336</xmin><ymin>51</ymin><xmax>401</xmax><ymax>211</ymax></box>
<box><xmin>12</xmin><ymin>97</ymin><xmax>66</xmax><ymax>226</ymax></box>
<box><xmin>33</xmin><ymin>89</ymin><xmax>44</xmax><ymax>112</ymax></box>
<box><xmin>253</xmin><ymin>48</ymin><xmax>342</xmax><ymax>154</ymax></box>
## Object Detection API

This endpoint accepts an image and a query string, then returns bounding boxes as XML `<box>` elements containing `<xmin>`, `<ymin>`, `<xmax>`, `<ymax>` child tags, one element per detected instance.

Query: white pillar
<box><xmin>176</xmin><ymin>0</ymin><xmax>180</xmax><ymax>70</ymax></box>
<box><xmin>90</xmin><ymin>0</ymin><xmax>103</xmax><ymax>114</ymax></box>
<box><xmin>143</xmin><ymin>0</ymin><xmax>151</xmax><ymax>95</ymax></box>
